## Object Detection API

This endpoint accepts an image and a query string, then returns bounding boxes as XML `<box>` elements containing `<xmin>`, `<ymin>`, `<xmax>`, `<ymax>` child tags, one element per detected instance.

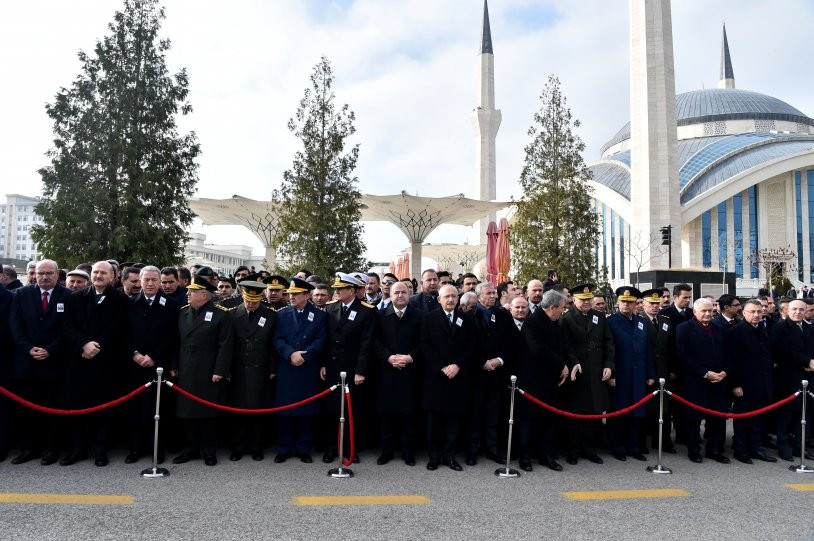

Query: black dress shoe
<box><xmin>706</xmin><ymin>452</ymin><xmax>730</xmax><ymax>464</ymax></box>
<box><xmin>41</xmin><ymin>452</ymin><xmax>59</xmax><ymax>466</ymax></box>
<box><xmin>750</xmin><ymin>450</ymin><xmax>777</xmax><ymax>463</ymax></box>
<box><xmin>252</xmin><ymin>450</ymin><xmax>264</xmax><ymax>461</ymax></box>
<box><xmin>94</xmin><ymin>455</ymin><xmax>109</xmax><ymax>467</ymax></box>
<box><xmin>125</xmin><ymin>452</ymin><xmax>141</xmax><ymax>464</ymax></box>
<box><xmin>778</xmin><ymin>452</ymin><xmax>794</xmax><ymax>462</ymax></box>
<box><xmin>229</xmin><ymin>450</ymin><xmax>242</xmax><ymax>462</ymax></box>
<box><xmin>426</xmin><ymin>459</ymin><xmax>438</xmax><ymax>471</ymax></box>
<box><xmin>59</xmin><ymin>451</ymin><xmax>87</xmax><ymax>466</ymax></box>
<box><xmin>204</xmin><ymin>455</ymin><xmax>217</xmax><ymax>466</ymax></box>
<box><xmin>540</xmin><ymin>457</ymin><xmax>563</xmax><ymax>472</ymax></box>
<box><xmin>465</xmin><ymin>454</ymin><xmax>477</xmax><ymax>466</ymax></box>
<box><xmin>688</xmin><ymin>453</ymin><xmax>703</xmax><ymax>463</ymax></box>
<box><xmin>566</xmin><ymin>455</ymin><xmax>578</xmax><ymax>465</ymax></box>
<box><xmin>584</xmin><ymin>453</ymin><xmax>604</xmax><ymax>464</ymax></box>
<box><xmin>297</xmin><ymin>453</ymin><xmax>313</xmax><ymax>463</ymax></box>
<box><xmin>172</xmin><ymin>451</ymin><xmax>199</xmax><ymax>464</ymax></box>
<box><xmin>613</xmin><ymin>452</ymin><xmax>627</xmax><ymax>461</ymax></box>
<box><xmin>322</xmin><ymin>452</ymin><xmax>336</xmax><ymax>463</ymax></box>
<box><xmin>274</xmin><ymin>453</ymin><xmax>290</xmax><ymax>463</ymax></box>
<box><xmin>444</xmin><ymin>458</ymin><xmax>463</xmax><ymax>471</ymax></box>
<box><xmin>629</xmin><ymin>453</ymin><xmax>647</xmax><ymax>462</ymax></box>
<box><xmin>663</xmin><ymin>446</ymin><xmax>677</xmax><ymax>454</ymax></box>
<box><xmin>11</xmin><ymin>450</ymin><xmax>39</xmax><ymax>465</ymax></box>
<box><xmin>377</xmin><ymin>452</ymin><xmax>393</xmax><ymax>465</ymax></box>
<box><xmin>519</xmin><ymin>458</ymin><xmax>533</xmax><ymax>472</ymax></box>
<box><xmin>734</xmin><ymin>453</ymin><xmax>753</xmax><ymax>464</ymax></box>
<box><xmin>403</xmin><ymin>454</ymin><xmax>415</xmax><ymax>466</ymax></box>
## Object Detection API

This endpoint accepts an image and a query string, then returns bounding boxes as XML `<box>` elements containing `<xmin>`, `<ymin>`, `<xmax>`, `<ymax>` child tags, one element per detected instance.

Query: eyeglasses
<box><xmin>35</xmin><ymin>271</ymin><xmax>56</xmax><ymax>276</ymax></box>
<box><xmin>383</xmin><ymin>280</ymin><xmax>396</xmax><ymax>285</ymax></box>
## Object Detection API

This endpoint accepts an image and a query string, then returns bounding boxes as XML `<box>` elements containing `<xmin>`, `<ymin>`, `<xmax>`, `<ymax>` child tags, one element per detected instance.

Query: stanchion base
<box><xmin>790</xmin><ymin>464</ymin><xmax>814</xmax><ymax>473</ymax></box>
<box><xmin>140</xmin><ymin>467</ymin><xmax>170</xmax><ymax>478</ymax></box>
<box><xmin>647</xmin><ymin>464</ymin><xmax>673</xmax><ymax>474</ymax></box>
<box><xmin>328</xmin><ymin>467</ymin><xmax>354</xmax><ymax>478</ymax></box>
<box><xmin>494</xmin><ymin>468</ymin><xmax>520</xmax><ymax>478</ymax></box>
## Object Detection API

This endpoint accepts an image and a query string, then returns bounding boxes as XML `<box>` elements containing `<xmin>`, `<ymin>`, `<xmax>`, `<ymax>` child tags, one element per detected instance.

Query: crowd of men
<box><xmin>0</xmin><ymin>259</ymin><xmax>813</xmax><ymax>473</ymax></box>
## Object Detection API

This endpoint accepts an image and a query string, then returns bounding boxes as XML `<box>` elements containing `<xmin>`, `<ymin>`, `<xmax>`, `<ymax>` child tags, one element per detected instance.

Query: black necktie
<box><xmin>341</xmin><ymin>305</ymin><xmax>347</xmax><ymax>317</ymax></box>
<box><xmin>147</xmin><ymin>298</ymin><xmax>153</xmax><ymax>306</ymax></box>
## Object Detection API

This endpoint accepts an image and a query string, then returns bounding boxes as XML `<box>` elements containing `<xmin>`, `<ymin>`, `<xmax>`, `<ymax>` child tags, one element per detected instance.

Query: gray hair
<box><xmin>474</xmin><ymin>281</ymin><xmax>495</xmax><ymax>296</ymax></box>
<box><xmin>460</xmin><ymin>291</ymin><xmax>477</xmax><ymax>305</ymax></box>
<box><xmin>36</xmin><ymin>259</ymin><xmax>58</xmax><ymax>272</ymax></box>
<box><xmin>27</xmin><ymin>261</ymin><xmax>37</xmax><ymax>270</ymax></box>
<box><xmin>139</xmin><ymin>265</ymin><xmax>161</xmax><ymax>278</ymax></box>
<box><xmin>693</xmin><ymin>297</ymin><xmax>713</xmax><ymax>311</ymax></box>
<box><xmin>540</xmin><ymin>289</ymin><xmax>567</xmax><ymax>309</ymax></box>
<box><xmin>2</xmin><ymin>265</ymin><xmax>17</xmax><ymax>279</ymax></box>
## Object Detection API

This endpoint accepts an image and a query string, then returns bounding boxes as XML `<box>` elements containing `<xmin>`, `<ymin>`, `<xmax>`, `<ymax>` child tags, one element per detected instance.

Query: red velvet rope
<box><xmin>0</xmin><ymin>383</ymin><xmax>150</xmax><ymax>415</ymax></box>
<box><xmin>166</xmin><ymin>382</ymin><xmax>337</xmax><ymax>414</ymax></box>
<box><xmin>338</xmin><ymin>387</ymin><xmax>357</xmax><ymax>467</ymax></box>
<box><xmin>668</xmin><ymin>391</ymin><xmax>800</xmax><ymax>419</ymax></box>
<box><xmin>519</xmin><ymin>389</ymin><xmax>656</xmax><ymax>419</ymax></box>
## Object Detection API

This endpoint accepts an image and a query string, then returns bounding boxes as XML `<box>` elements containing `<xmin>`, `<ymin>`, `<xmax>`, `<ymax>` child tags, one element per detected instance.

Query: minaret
<box><xmin>718</xmin><ymin>23</ymin><xmax>735</xmax><ymax>89</ymax></box>
<box><xmin>471</xmin><ymin>0</ymin><xmax>501</xmax><ymax>244</ymax></box>
<box><xmin>629</xmin><ymin>0</ymin><xmax>682</xmax><ymax>270</ymax></box>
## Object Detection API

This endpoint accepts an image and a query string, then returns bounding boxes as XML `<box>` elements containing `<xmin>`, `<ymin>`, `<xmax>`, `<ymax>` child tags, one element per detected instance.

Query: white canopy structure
<box><xmin>414</xmin><ymin>243</ymin><xmax>486</xmax><ymax>276</ymax></box>
<box><xmin>361</xmin><ymin>192</ymin><xmax>510</xmax><ymax>278</ymax></box>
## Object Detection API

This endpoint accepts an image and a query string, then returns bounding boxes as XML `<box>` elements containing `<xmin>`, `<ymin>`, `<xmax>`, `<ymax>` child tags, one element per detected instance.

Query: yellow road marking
<box><xmin>294</xmin><ymin>495</ymin><xmax>430</xmax><ymax>506</ymax></box>
<box><xmin>562</xmin><ymin>489</ymin><xmax>691</xmax><ymax>501</ymax></box>
<box><xmin>0</xmin><ymin>493</ymin><xmax>134</xmax><ymax>505</ymax></box>
<box><xmin>786</xmin><ymin>483</ymin><xmax>814</xmax><ymax>491</ymax></box>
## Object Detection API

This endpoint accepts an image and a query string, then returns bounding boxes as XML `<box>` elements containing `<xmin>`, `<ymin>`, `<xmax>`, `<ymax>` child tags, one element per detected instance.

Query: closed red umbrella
<box><xmin>496</xmin><ymin>217</ymin><xmax>511</xmax><ymax>283</ymax></box>
<box><xmin>402</xmin><ymin>252</ymin><xmax>410</xmax><ymax>280</ymax></box>
<box><xmin>389</xmin><ymin>260</ymin><xmax>396</xmax><ymax>275</ymax></box>
<box><xmin>485</xmin><ymin>221</ymin><xmax>498</xmax><ymax>284</ymax></box>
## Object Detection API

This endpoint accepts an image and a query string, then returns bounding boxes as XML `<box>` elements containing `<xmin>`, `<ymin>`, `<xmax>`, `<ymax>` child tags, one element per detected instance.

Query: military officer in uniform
<box><xmin>321</xmin><ymin>273</ymin><xmax>376</xmax><ymax>463</ymax></box>
<box><xmin>640</xmin><ymin>289</ymin><xmax>677</xmax><ymax>453</ymax></box>
<box><xmin>229</xmin><ymin>280</ymin><xmax>276</xmax><ymax>462</ymax></box>
<box><xmin>171</xmin><ymin>276</ymin><xmax>233</xmax><ymax>466</ymax></box>
<box><xmin>273</xmin><ymin>277</ymin><xmax>325</xmax><ymax>463</ymax></box>
<box><xmin>264</xmin><ymin>275</ymin><xmax>290</xmax><ymax>310</ymax></box>
<box><xmin>559</xmin><ymin>283</ymin><xmax>615</xmax><ymax>464</ymax></box>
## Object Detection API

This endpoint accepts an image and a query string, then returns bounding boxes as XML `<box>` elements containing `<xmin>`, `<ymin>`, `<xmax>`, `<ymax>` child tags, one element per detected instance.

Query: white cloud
<box><xmin>1</xmin><ymin>0</ymin><xmax>812</xmax><ymax>265</ymax></box>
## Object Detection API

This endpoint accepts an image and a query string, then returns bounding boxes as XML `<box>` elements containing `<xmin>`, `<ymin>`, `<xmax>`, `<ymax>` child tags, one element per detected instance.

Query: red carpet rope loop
<box><xmin>165</xmin><ymin>381</ymin><xmax>338</xmax><ymax>414</ymax></box>
<box><xmin>519</xmin><ymin>389</ymin><xmax>656</xmax><ymax>420</ymax></box>
<box><xmin>0</xmin><ymin>382</ymin><xmax>151</xmax><ymax>415</ymax></box>
<box><xmin>668</xmin><ymin>391</ymin><xmax>800</xmax><ymax>419</ymax></box>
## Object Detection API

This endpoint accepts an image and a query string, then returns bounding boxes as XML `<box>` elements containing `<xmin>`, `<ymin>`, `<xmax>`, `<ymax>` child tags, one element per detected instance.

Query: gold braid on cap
<box><xmin>242</xmin><ymin>290</ymin><xmax>264</xmax><ymax>302</ymax></box>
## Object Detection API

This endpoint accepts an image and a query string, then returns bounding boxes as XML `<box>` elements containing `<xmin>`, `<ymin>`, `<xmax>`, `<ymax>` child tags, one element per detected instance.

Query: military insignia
<box><xmin>360</xmin><ymin>301</ymin><xmax>375</xmax><ymax>309</ymax></box>
<box><xmin>215</xmin><ymin>304</ymin><xmax>234</xmax><ymax>312</ymax></box>
<box><xmin>326</xmin><ymin>299</ymin><xmax>339</xmax><ymax>304</ymax></box>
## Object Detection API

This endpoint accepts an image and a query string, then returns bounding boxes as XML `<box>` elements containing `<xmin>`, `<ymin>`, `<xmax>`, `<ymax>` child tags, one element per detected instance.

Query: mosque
<box><xmin>588</xmin><ymin>14</ymin><xmax>814</xmax><ymax>295</ymax></box>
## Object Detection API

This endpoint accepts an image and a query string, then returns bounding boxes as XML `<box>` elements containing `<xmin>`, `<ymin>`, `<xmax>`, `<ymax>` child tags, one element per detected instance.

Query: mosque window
<box><xmin>749</xmin><ymin>186</ymin><xmax>759</xmax><ymax>278</ymax></box>
<box><xmin>733</xmin><ymin>194</ymin><xmax>743</xmax><ymax>278</ymax></box>
<box><xmin>717</xmin><ymin>201</ymin><xmax>727</xmax><ymax>271</ymax></box>
<box><xmin>594</xmin><ymin>200</ymin><xmax>599</xmax><ymax>273</ymax></box>
<box><xmin>602</xmin><ymin>203</ymin><xmax>607</xmax><ymax>274</ymax></box>
<box><xmin>808</xmin><ymin>171</ymin><xmax>814</xmax><ymax>282</ymax></box>
<box><xmin>702</xmin><ymin>210</ymin><xmax>712</xmax><ymax>268</ymax></box>
<box><xmin>796</xmin><ymin>172</ymin><xmax>804</xmax><ymax>280</ymax></box>
<box><xmin>610</xmin><ymin>209</ymin><xmax>616</xmax><ymax>279</ymax></box>
<box><xmin>619</xmin><ymin>216</ymin><xmax>625</xmax><ymax>280</ymax></box>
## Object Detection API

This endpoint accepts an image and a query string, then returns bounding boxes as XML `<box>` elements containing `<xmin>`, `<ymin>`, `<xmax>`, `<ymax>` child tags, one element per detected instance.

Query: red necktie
<box><xmin>42</xmin><ymin>290</ymin><xmax>49</xmax><ymax>313</ymax></box>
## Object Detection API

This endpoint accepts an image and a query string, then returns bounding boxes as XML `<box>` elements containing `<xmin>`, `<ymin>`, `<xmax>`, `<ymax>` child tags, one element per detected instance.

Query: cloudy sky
<box><xmin>2</xmin><ymin>0</ymin><xmax>812</xmax><ymax>264</ymax></box>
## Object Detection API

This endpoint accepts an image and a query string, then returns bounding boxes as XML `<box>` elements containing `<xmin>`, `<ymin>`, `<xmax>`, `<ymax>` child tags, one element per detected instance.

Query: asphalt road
<box><xmin>1</xmin><ymin>436</ymin><xmax>812</xmax><ymax>541</ymax></box>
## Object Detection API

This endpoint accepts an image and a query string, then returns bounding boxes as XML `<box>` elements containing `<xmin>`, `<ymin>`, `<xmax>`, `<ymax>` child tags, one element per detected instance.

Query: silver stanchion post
<box><xmin>647</xmin><ymin>378</ymin><xmax>672</xmax><ymax>474</ymax></box>
<box><xmin>328</xmin><ymin>371</ymin><xmax>353</xmax><ymax>478</ymax></box>
<box><xmin>495</xmin><ymin>375</ymin><xmax>520</xmax><ymax>478</ymax></box>
<box><xmin>792</xmin><ymin>380</ymin><xmax>814</xmax><ymax>473</ymax></box>
<box><xmin>141</xmin><ymin>367</ymin><xmax>169</xmax><ymax>478</ymax></box>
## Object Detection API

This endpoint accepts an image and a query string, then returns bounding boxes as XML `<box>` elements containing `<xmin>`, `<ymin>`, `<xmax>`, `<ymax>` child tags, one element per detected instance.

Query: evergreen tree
<box><xmin>512</xmin><ymin>75</ymin><xmax>599</xmax><ymax>286</ymax></box>
<box><xmin>273</xmin><ymin>56</ymin><xmax>365</xmax><ymax>278</ymax></box>
<box><xmin>33</xmin><ymin>0</ymin><xmax>199</xmax><ymax>267</ymax></box>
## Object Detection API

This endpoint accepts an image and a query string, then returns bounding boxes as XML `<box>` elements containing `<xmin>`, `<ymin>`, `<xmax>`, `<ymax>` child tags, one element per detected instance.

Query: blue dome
<box><xmin>600</xmin><ymin>89</ymin><xmax>814</xmax><ymax>154</ymax></box>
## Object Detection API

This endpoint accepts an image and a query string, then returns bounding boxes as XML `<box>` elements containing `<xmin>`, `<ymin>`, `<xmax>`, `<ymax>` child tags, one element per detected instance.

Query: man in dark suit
<box><xmin>373</xmin><ymin>281</ymin><xmax>423</xmax><ymax>466</ymax></box>
<box><xmin>61</xmin><ymin>260</ymin><xmax>131</xmax><ymax>467</ymax></box>
<box><xmin>676</xmin><ymin>297</ymin><xmax>730</xmax><ymax>464</ymax></box>
<box><xmin>421</xmin><ymin>284</ymin><xmax>474</xmax><ymax>471</ymax></box>
<box><xmin>466</xmin><ymin>281</ymin><xmax>513</xmax><ymax>465</ymax></box>
<box><xmin>659</xmin><ymin>283</ymin><xmax>693</xmax><ymax>326</ymax></box>
<box><xmin>771</xmin><ymin>298</ymin><xmax>814</xmax><ymax>461</ymax></box>
<box><xmin>727</xmin><ymin>298</ymin><xmax>777</xmax><ymax>463</ymax></box>
<box><xmin>321</xmin><ymin>273</ymin><xmax>376</xmax><ymax>463</ymax></box>
<box><xmin>559</xmin><ymin>283</ymin><xmax>615</xmax><ymax>464</ymax></box>
<box><xmin>229</xmin><ymin>281</ymin><xmax>276</xmax><ymax>462</ymax></box>
<box><xmin>712</xmin><ymin>294</ymin><xmax>741</xmax><ymax>330</ymax></box>
<box><xmin>1</xmin><ymin>265</ymin><xmax>24</xmax><ymax>291</ymax></box>
<box><xmin>171</xmin><ymin>275</ymin><xmax>233</xmax><ymax>466</ymax></box>
<box><xmin>8</xmin><ymin>259</ymin><xmax>70</xmax><ymax>465</ymax></box>
<box><xmin>0</xmin><ymin>281</ymin><xmax>13</xmax><ymax>461</ymax></box>
<box><xmin>408</xmin><ymin>269</ymin><xmax>441</xmax><ymax>312</ymax></box>
<box><xmin>640</xmin><ymin>289</ymin><xmax>678</xmax><ymax>453</ymax></box>
<box><xmin>273</xmin><ymin>277</ymin><xmax>325</xmax><ymax>463</ymax></box>
<box><xmin>160</xmin><ymin>267</ymin><xmax>188</xmax><ymax>305</ymax></box>
<box><xmin>510</xmin><ymin>292</ymin><xmax>569</xmax><ymax>472</ymax></box>
<box><xmin>125</xmin><ymin>265</ymin><xmax>180</xmax><ymax>464</ymax></box>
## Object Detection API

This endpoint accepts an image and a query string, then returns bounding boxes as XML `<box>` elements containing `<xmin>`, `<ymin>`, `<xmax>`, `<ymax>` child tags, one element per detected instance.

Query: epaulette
<box><xmin>180</xmin><ymin>304</ymin><xmax>190</xmax><ymax>309</ymax></box>
<box><xmin>215</xmin><ymin>304</ymin><xmax>235</xmax><ymax>312</ymax></box>
<box><xmin>360</xmin><ymin>301</ymin><xmax>375</xmax><ymax>309</ymax></box>
<box><xmin>326</xmin><ymin>299</ymin><xmax>339</xmax><ymax>304</ymax></box>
